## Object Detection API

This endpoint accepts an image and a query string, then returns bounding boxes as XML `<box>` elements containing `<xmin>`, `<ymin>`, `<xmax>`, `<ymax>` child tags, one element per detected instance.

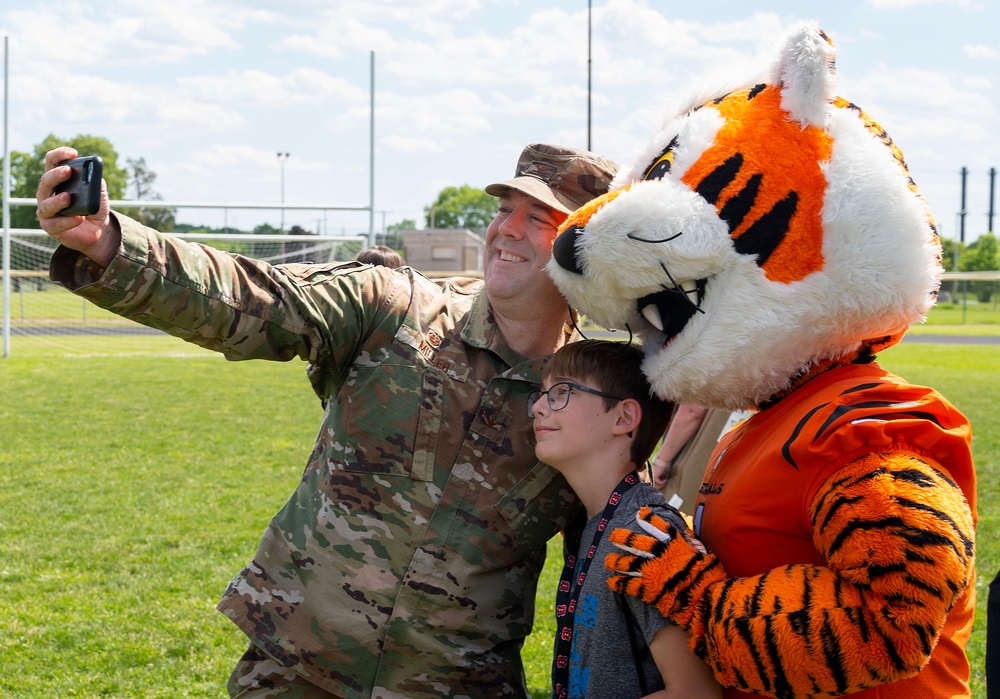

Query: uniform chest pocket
<box><xmin>495</xmin><ymin>462</ymin><xmax>577</xmax><ymax>557</ymax></box>
<box><xmin>336</xmin><ymin>363</ymin><xmax>444</xmax><ymax>481</ymax></box>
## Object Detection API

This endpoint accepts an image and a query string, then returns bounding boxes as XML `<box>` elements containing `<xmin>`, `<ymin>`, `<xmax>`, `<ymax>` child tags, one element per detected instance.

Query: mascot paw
<box><xmin>605</xmin><ymin>506</ymin><xmax>724</xmax><ymax>625</ymax></box>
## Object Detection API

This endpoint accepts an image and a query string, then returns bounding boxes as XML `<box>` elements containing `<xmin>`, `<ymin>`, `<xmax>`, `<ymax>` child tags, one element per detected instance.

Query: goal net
<box><xmin>2</xmin><ymin>229</ymin><xmax>366</xmax><ymax>357</ymax></box>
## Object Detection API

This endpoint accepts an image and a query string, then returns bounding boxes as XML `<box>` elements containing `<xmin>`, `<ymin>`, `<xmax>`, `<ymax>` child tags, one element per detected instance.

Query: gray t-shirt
<box><xmin>559</xmin><ymin>482</ymin><xmax>685</xmax><ymax>698</ymax></box>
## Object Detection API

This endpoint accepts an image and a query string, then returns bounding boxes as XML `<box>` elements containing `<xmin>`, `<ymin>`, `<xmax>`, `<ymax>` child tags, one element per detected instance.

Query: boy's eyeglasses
<box><xmin>527</xmin><ymin>382</ymin><xmax>623</xmax><ymax>418</ymax></box>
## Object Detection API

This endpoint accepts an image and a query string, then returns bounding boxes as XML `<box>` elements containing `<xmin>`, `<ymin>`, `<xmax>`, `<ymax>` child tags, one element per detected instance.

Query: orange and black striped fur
<box><xmin>605</xmin><ymin>365</ymin><xmax>976</xmax><ymax>698</ymax></box>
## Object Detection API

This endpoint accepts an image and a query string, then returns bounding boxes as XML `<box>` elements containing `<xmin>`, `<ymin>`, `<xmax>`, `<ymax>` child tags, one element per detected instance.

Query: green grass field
<box><xmin>0</xmin><ymin>339</ymin><xmax>997</xmax><ymax>698</ymax></box>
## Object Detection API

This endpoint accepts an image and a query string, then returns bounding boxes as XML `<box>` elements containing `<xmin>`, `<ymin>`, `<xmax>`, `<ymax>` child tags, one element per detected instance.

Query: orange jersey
<box><xmin>693</xmin><ymin>363</ymin><xmax>977</xmax><ymax>699</ymax></box>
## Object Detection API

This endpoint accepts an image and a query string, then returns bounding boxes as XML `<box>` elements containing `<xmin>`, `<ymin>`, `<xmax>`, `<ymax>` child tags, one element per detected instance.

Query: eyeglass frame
<box><xmin>527</xmin><ymin>381</ymin><xmax>624</xmax><ymax>418</ymax></box>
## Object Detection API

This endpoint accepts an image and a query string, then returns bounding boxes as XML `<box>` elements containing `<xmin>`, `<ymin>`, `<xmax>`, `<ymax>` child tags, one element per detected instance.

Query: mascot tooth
<box><xmin>550</xmin><ymin>22</ymin><xmax>978</xmax><ymax>699</ymax></box>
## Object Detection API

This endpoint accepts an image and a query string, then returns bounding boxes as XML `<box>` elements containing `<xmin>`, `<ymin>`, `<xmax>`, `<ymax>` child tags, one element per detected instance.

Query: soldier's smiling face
<box><xmin>484</xmin><ymin>189</ymin><xmax>567</xmax><ymax>307</ymax></box>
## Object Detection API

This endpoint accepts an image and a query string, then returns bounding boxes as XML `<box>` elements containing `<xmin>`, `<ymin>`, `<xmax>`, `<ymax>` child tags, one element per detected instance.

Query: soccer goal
<box><xmin>1</xmin><ymin>229</ymin><xmax>366</xmax><ymax>357</ymax></box>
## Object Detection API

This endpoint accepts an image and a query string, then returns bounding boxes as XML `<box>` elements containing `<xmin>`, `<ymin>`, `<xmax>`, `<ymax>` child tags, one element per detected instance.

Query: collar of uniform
<box><xmin>462</xmin><ymin>288</ymin><xmax>582</xmax><ymax>373</ymax></box>
<box><xmin>461</xmin><ymin>286</ymin><xmax>511</xmax><ymax>361</ymax></box>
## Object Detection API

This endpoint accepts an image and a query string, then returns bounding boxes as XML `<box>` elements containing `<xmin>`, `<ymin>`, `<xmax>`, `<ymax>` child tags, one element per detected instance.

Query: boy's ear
<box><xmin>614</xmin><ymin>398</ymin><xmax>642</xmax><ymax>437</ymax></box>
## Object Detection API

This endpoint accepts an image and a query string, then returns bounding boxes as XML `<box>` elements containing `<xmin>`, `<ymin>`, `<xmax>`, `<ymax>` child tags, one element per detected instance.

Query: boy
<box><xmin>530</xmin><ymin>340</ymin><xmax>721</xmax><ymax>699</ymax></box>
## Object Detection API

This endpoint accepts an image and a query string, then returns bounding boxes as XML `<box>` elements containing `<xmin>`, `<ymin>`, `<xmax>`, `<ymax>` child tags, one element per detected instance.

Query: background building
<box><xmin>401</xmin><ymin>228</ymin><xmax>484</xmax><ymax>275</ymax></box>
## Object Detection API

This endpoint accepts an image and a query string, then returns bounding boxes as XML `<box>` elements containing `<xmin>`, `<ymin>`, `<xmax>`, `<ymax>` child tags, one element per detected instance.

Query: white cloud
<box><xmin>185</xmin><ymin>144</ymin><xmax>328</xmax><ymax>173</ymax></box>
<box><xmin>868</xmin><ymin>0</ymin><xmax>955</xmax><ymax>7</ymax></box>
<box><xmin>836</xmin><ymin>63</ymin><xmax>997</xmax><ymax>219</ymax></box>
<box><xmin>964</xmin><ymin>44</ymin><xmax>1000</xmax><ymax>60</ymax></box>
<box><xmin>846</xmin><ymin>65</ymin><xmax>994</xmax><ymax>116</ymax></box>
<box><xmin>273</xmin><ymin>33</ymin><xmax>345</xmax><ymax>60</ymax></box>
<box><xmin>294</xmin><ymin>17</ymin><xmax>399</xmax><ymax>56</ymax></box>
<box><xmin>962</xmin><ymin>75</ymin><xmax>994</xmax><ymax>90</ymax></box>
<box><xmin>151</xmin><ymin>100</ymin><xmax>247</xmax><ymax>132</ymax></box>
<box><xmin>381</xmin><ymin>134</ymin><xmax>449</xmax><ymax>154</ymax></box>
<box><xmin>4</xmin><ymin>7</ymin><xmax>119</xmax><ymax>66</ymax></box>
<box><xmin>367</xmin><ymin>89</ymin><xmax>492</xmax><ymax>142</ymax></box>
<box><xmin>178</xmin><ymin>68</ymin><xmax>368</xmax><ymax>106</ymax></box>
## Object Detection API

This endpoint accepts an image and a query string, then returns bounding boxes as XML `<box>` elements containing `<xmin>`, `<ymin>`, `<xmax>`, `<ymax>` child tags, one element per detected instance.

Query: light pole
<box><xmin>277</xmin><ymin>152</ymin><xmax>290</xmax><ymax>232</ymax></box>
<box><xmin>587</xmin><ymin>0</ymin><xmax>592</xmax><ymax>151</ymax></box>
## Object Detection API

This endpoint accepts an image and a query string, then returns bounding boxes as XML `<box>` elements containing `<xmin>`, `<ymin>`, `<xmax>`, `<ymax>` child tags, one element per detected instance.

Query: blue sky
<box><xmin>1</xmin><ymin>0</ymin><xmax>997</xmax><ymax>243</ymax></box>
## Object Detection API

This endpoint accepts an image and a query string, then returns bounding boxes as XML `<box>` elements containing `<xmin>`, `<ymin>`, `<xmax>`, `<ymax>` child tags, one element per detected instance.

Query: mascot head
<box><xmin>548</xmin><ymin>23</ymin><xmax>942</xmax><ymax>411</ymax></box>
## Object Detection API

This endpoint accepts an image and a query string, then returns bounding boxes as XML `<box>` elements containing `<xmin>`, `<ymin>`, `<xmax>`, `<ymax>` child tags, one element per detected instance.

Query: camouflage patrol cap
<box><xmin>485</xmin><ymin>143</ymin><xmax>619</xmax><ymax>215</ymax></box>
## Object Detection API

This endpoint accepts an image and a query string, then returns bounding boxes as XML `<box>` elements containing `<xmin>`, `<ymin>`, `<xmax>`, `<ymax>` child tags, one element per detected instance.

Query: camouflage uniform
<box><xmin>50</xmin><ymin>214</ymin><xmax>580</xmax><ymax>698</ymax></box>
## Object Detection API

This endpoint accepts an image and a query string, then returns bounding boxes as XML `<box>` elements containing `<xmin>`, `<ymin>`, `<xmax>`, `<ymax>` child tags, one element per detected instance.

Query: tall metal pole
<box><xmin>989</xmin><ymin>167</ymin><xmax>997</xmax><ymax>315</ymax></box>
<box><xmin>959</xmin><ymin>166</ymin><xmax>967</xmax><ymax>245</ymax></box>
<box><xmin>369</xmin><ymin>50</ymin><xmax>375</xmax><ymax>248</ymax></box>
<box><xmin>989</xmin><ymin>166</ymin><xmax>996</xmax><ymax>234</ymax></box>
<box><xmin>3</xmin><ymin>37</ymin><xmax>11</xmax><ymax>358</ymax></box>
<box><xmin>587</xmin><ymin>0</ymin><xmax>592</xmax><ymax>152</ymax></box>
<box><xmin>277</xmin><ymin>152</ymin><xmax>290</xmax><ymax>232</ymax></box>
<box><xmin>959</xmin><ymin>166</ymin><xmax>968</xmax><ymax>322</ymax></box>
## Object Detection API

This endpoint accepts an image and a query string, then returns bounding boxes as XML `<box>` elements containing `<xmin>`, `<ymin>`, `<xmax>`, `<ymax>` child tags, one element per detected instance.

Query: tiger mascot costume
<box><xmin>546</xmin><ymin>23</ymin><xmax>977</xmax><ymax>699</ymax></box>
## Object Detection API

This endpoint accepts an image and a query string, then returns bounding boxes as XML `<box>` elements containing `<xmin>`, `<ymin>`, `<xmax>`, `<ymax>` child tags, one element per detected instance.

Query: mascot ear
<box><xmin>774</xmin><ymin>24</ymin><xmax>837</xmax><ymax>128</ymax></box>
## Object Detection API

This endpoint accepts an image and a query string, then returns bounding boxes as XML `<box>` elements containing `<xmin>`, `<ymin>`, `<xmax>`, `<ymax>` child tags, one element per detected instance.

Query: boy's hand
<box><xmin>605</xmin><ymin>506</ymin><xmax>726</xmax><ymax>628</ymax></box>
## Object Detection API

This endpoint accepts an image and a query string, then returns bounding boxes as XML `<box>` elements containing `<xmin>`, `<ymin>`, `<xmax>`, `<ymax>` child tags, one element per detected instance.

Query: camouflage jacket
<box><xmin>50</xmin><ymin>214</ymin><xmax>580</xmax><ymax>698</ymax></box>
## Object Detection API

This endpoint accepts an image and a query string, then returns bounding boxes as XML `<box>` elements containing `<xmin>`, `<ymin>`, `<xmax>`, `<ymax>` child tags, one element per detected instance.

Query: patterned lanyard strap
<box><xmin>551</xmin><ymin>471</ymin><xmax>641</xmax><ymax>699</ymax></box>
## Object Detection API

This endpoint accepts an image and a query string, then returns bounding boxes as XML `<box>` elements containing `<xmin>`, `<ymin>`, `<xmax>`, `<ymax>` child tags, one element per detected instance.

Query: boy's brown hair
<box><xmin>542</xmin><ymin>339</ymin><xmax>674</xmax><ymax>466</ymax></box>
<box><xmin>354</xmin><ymin>245</ymin><xmax>404</xmax><ymax>269</ymax></box>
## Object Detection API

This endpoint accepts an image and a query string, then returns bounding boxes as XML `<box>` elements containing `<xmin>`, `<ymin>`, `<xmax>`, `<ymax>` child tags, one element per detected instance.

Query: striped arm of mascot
<box><xmin>547</xmin><ymin>23</ymin><xmax>977</xmax><ymax>699</ymax></box>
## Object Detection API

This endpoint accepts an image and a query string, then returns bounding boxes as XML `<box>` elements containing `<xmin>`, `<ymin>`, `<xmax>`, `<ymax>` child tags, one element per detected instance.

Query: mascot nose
<box><xmin>552</xmin><ymin>226</ymin><xmax>584</xmax><ymax>275</ymax></box>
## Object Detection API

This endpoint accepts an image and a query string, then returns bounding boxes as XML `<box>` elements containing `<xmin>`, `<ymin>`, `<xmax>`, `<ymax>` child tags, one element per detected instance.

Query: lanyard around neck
<box><xmin>551</xmin><ymin>471</ymin><xmax>640</xmax><ymax>699</ymax></box>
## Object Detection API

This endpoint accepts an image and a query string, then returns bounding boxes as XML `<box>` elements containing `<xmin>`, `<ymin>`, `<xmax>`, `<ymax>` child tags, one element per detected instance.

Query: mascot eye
<box><xmin>643</xmin><ymin>136</ymin><xmax>679</xmax><ymax>181</ymax></box>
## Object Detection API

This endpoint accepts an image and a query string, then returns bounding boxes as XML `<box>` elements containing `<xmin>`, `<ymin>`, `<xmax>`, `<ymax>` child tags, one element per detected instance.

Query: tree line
<box><xmin>4</xmin><ymin>133</ymin><xmax>177</xmax><ymax>232</ymax></box>
<box><xmin>940</xmin><ymin>233</ymin><xmax>1000</xmax><ymax>303</ymax></box>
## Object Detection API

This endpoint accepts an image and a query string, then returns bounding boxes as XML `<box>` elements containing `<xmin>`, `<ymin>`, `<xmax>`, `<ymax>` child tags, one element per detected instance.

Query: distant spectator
<box><xmin>355</xmin><ymin>244</ymin><xmax>404</xmax><ymax>269</ymax></box>
<box><xmin>651</xmin><ymin>405</ymin><xmax>725</xmax><ymax>510</ymax></box>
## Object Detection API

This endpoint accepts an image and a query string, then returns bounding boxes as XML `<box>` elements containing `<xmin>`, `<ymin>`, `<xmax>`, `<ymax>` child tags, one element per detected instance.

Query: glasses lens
<box><xmin>527</xmin><ymin>391</ymin><xmax>541</xmax><ymax>418</ymax></box>
<box><xmin>550</xmin><ymin>383</ymin><xmax>572</xmax><ymax>411</ymax></box>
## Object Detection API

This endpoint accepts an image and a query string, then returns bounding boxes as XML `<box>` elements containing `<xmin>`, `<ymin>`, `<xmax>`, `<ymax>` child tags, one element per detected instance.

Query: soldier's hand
<box><xmin>36</xmin><ymin>146</ymin><xmax>118</xmax><ymax>268</ymax></box>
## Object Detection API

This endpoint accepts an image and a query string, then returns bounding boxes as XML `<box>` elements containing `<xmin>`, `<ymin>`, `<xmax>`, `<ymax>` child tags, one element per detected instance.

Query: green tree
<box><xmin>938</xmin><ymin>236</ymin><xmax>966</xmax><ymax>300</ymax></box>
<box><xmin>424</xmin><ymin>185</ymin><xmax>495</xmax><ymax>230</ymax></box>
<box><xmin>284</xmin><ymin>224</ymin><xmax>315</xmax><ymax>264</ymax></box>
<box><xmin>118</xmin><ymin>156</ymin><xmax>177</xmax><ymax>231</ymax></box>
<box><xmin>939</xmin><ymin>236</ymin><xmax>963</xmax><ymax>271</ymax></box>
<box><xmin>249</xmin><ymin>222</ymin><xmax>282</xmax><ymax>260</ymax></box>
<box><xmin>387</xmin><ymin>218</ymin><xmax>416</xmax><ymax>235</ymax></box>
<box><xmin>4</xmin><ymin>134</ymin><xmax>128</xmax><ymax>229</ymax></box>
<box><xmin>253</xmin><ymin>222</ymin><xmax>280</xmax><ymax>235</ymax></box>
<box><xmin>383</xmin><ymin>218</ymin><xmax>416</xmax><ymax>251</ymax></box>
<box><xmin>959</xmin><ymin>231</ymin><xmax>999</xmax><ymax>302</ymax></box>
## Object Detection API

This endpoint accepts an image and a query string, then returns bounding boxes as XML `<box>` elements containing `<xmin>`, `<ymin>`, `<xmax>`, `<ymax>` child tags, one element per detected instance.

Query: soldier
<box><xmin>36</xmin><ymin>143</ymin><xmax>618</xmax><ymax>699</ymax></box>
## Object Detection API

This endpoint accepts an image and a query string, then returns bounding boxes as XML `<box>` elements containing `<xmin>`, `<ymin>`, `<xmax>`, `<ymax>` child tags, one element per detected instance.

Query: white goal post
<box><xmin>1</xmin><ymin>192</ymin><xmax>372</xmax><ymax>357</ymax></box>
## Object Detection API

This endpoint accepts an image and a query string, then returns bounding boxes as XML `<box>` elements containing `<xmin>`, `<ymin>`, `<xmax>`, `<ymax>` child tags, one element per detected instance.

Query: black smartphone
<box><xmin>54</xmin><ymin>155</ymin><xmax>104</xmax><ymax>216</ymax></box>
